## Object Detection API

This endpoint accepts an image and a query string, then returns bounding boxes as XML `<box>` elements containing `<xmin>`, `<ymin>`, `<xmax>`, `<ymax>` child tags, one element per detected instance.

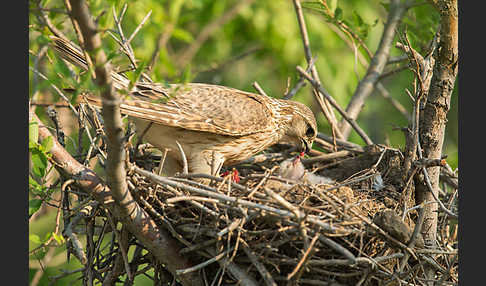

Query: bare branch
<box><xmin>32</xmin><ymin>110</ymin><xmax>203</xmax><ymax>286</ymax></box>
<box><xmin>292</xmin><ymin>0</ymin><xmax>341</xmax><ymax>139</ymax></box>
<box><xmin>63</xmin><ymin>1</ymin><xmax>204</xmax><ymax>284</ymax></box>
<box><xmin>297</xmin><ymin>66</ymin><xmax>373</xmax><ymax>145</ymax></box>
<box><xmin>338</xmin><ymin>0</ymin><xmax>409</xmax><ymax>139</ymax></box>
<box><xmin>415</xmin><ymin>0</ymin><xmax>458</xmax><ymax>247</ymax></box>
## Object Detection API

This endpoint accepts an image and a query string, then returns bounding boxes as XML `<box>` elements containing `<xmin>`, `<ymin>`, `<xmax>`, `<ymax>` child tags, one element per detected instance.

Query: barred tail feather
<box><xmin>49</xmin><ymin>36</ymin><xmax>130</xmax><ymax>90</ymax></box>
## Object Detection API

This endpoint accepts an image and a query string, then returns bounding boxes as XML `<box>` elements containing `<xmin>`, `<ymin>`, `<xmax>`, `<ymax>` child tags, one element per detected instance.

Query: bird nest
<box><xmin>122</xmin><ymin>143</ymin><xmax>458</xmax><ymax>285</ymax></box>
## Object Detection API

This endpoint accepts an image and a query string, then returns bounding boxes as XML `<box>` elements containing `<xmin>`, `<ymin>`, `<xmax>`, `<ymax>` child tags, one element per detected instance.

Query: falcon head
<box><xmin>279</xmin><ymin>101</ymin><xmax>317</xmax><ymax>154</ymax></box>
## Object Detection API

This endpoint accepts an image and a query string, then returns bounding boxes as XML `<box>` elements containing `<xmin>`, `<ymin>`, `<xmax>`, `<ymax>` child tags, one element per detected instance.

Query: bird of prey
<box><xmin>50</xmin><ymin>36</ymin><xmax>318</xmax><ymax>178</ymax></box>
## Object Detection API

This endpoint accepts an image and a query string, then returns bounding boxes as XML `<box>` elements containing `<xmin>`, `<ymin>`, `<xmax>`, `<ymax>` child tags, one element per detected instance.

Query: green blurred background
<box><xmin>29</xmin><ymin>0</ymin><xmax>458</xmax><ymax>285</ymax></box>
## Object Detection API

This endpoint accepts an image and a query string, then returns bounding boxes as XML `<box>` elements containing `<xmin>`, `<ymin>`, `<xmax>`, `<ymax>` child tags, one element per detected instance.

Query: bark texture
<box><xmin>416</xmin><ymin>0</ymin><xmax>458</xmax><ymax>246</ymax></box>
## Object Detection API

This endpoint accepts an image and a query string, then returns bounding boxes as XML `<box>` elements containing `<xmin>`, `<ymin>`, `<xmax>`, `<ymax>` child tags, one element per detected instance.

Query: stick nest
<box><xmin>123</xmin><ymin>143</ymin><xmax>458</xmax><ymax>285</ymax></box>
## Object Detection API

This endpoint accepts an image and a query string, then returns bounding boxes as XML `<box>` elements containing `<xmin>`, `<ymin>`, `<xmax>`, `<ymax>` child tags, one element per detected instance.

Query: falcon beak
<box><xmin>301</xmin><ymin>139</ymin><xmax>311</xmax><ymax>154</ymax></box>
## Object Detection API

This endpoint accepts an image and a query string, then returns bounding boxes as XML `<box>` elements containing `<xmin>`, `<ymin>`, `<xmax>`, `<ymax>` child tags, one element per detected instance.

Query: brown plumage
<box><xmin>50</xmin><ymin>36</ymin><xmax>318</xmax><ymax>177</ymax></box>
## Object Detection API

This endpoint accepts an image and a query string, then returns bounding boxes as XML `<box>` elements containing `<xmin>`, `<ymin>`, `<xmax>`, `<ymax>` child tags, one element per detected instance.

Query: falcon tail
<box><xmin>49</xmin><ymin>36</ymin><xmax>130</xmax><ymax>90</ymax></box>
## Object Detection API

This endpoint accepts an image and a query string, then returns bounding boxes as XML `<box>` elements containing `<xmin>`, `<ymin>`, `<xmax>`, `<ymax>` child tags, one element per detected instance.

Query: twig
<box><xmin>292</xmin><ymin>0</ymin><xmax>341</xmax><ymax>138</ymax></box>
<box><xmin>63</xmin><ymin>0</ymin><xmax>96</xmax><ymax>79</ymax></box>
<box><xmin>302</xmin><ymin>150</ymin><xmax>351</xmax><ymax>164</ymax></box>
<box><xmin>252</xmin><ymin>81</ymin><xmax>268</xmax><ymax>97</ymax></box>
<box><xmin>29</xmin><ymin>67</ymin><xmax>79</xmax><ymax>117</ymax></box>
<box><xmin>297</xmin><ymin>66</ymin><xmax>373</xmax><ymax>145</ymax></box>
<box><xmin>175</xmin><ymin>141</ymin><xmax>188</xmax><ymax>174</ymax></box>
<box><xmin>287</xmin><ymin>233</ymin><xmax>319</xmax><ymax>280</ymax></box>
<box><xmin>325</xmin><ymin>21</ymin><xmax>412</xmax><ymax>123</ymax></box>
<box><xmin>34</xmin><ymin>1</ymin><xmax>69</xmax><ymax>41</ymax></box>
<box><xmin>399</xmin><ymin>204</ymin><xmax>426</xmax><ymax>271</ymax></box>
<box><xmin>106</xmin><ymin>213</ymin><xmax>133</xmax><ymax>282</ymax></box>
<box><xmin>54</xmin><ymin>2</ymin><xmax>204</xmax><ymax>284</ymax></box>
<box><xmin>317</xmin><ymin>133</ymin><xmax>364</xmax><ymax>152</ymax></box>
<box><xmin>176</xmin><ymin>248</ymin><xmax>233</xmax><ymax>275</ymax></box>
<box><xmin>126</xmin><ymin>10</ymin><xmax>152</xmax><ymax>44</ymax></box>
<box><xmin>283</xmin><ymin>57</ymin><xmax>316</xmax><ymax>100</ymax></box>
<box><xmin>421</xmin><ymin>166</ymin><xmax>458</xmax><ymax>219</ymax></box>
<box><xmin>240</xmin><ymin>239</ymin><xmax>277</xmax><ymax>286</ymax></box>
<box><xmin>338</xmin><ymin>0</ymin><xmax>409</xmax><ymax>139</ymax></box>
<box><xmin>133</xmin><ymin>166</ymin><xmax>353</xmax><ymax>235</ymax></box>
<box><xmin>318</xmin><ymin>235</ymin><xmax>356</xmax><ymax>263</ymax></box>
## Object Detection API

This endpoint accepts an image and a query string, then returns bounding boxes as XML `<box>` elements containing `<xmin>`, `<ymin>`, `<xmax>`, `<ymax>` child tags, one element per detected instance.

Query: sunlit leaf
<box><xmin>29</xmin><ymin>234</ymin><xmax>42</xmax><ymax>244</ymax></box>
<box><xmin>30</xmin><ymin>148</ymin><xmax>48</xmax><ymax>178</ymax></box>
<box><xmin>29</xmin><ymin>120</ymin><xmax>39</xmax><ymax>144</ymax></box>
<box><xmin>41</xmin><ymin>136</ymin><xmax>53</xmax><ymax>153</ymax></box>
<box><xmin>172</xmin><ymin>28</ymin><xmax>194</xmax><ymax>43</ymax></box>
<box><xmin>29</xmin><ymin>199</ymin><xmax>43</xmax><ymax>217</ymax></box>
<box><xmin>52</xmin><ymin>232</ymin><xmax>65</xmax><ymax>244</ymax></box>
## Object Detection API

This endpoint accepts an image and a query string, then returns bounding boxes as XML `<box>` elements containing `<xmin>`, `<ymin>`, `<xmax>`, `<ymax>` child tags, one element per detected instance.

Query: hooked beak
<box><xmin>301</xmin><ymin>139</ymin><xmax>311</xmax><ymax>154</ymax></box>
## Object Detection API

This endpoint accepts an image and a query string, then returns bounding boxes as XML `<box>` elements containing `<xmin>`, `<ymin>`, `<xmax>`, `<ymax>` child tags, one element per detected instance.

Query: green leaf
<box><xmin>29</xmin><ymin>176</ymin><xmax>41</xmax><ymax>188</ymax></box>
<box><xmin>29</xmin><ymin>199</ymin><xmax>43</xmax><ymax>217</ymax></box>
<box><xmin>169</xmin><ymin>0</ymin><xmax>185</xmax><ymax>21</ymax></box>
<box><xmin>353</xmin><ymin>11</ymin><xmax>364</xmax><ymax>27</ymax></box>
<box><xmin>41</xmin><ymin>136</ymin><xmax>54</xmax><ymax>153</ymax></box>
<box><xmin>172</xmin><ymin>28</ymin><xmax>194</xmax><ymax>43</ymax></box>
<box><xmin>52</xmin><ymin>232</ymin><xmax>65</xmax><ymax>244</ymax></box>
<box><xmin>127</xmin><ymin>61</ymin><xmax>147</xmax><ymax>90</ymax></box>
<box><xmin>334</xmin><ymin>7</ymin><xmax>343</xmax><ymax>21</ymax></box>
<box><xmin>29</xmin><ymin>120</ymin><xmax>39</xmax><ymax>144</ymax></box>
<box><xmin>29</xmin><ymin>234</ymin><xmax>42</xmax><ymax>244</ymax></box>
<box><xmin>30</xmin><ymin>148</ymin><xmax>48</xmax><ymax>178</ymax></box>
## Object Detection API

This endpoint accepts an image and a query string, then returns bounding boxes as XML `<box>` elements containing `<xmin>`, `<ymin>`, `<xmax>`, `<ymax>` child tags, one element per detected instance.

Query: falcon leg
<box><xmin>158</xmin><ymin>153</ymin><xmax>182</xmax><ymax>177</ymax></box>
<box><xmin>189</xmin><ymin>152</ymin><xmax>225</xmax><ymax>184</ymax></box>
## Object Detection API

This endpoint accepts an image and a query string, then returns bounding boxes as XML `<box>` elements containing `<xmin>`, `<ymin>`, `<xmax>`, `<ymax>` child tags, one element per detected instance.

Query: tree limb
<box><xmin>297</xmin><ymin>66</ymin><xmax>373</xmax><ymax>145</ymax></box>
<box><xmin>292</xmin><ymin>0</ymin><xmax>341</xmax><ymax>139</ymax></box>
<box><xmin>338</xmin><ymin>0</ymin><xmax>409</xmax><ymax>139</ymax></box>
<box><xmin>64</xmin><ymin>1</ymin><xmax>204</xmax><ymax>284</ymax></box>
<box><xmin>416</xmin><ymin>0</ymin><xmax>458</xmax><ymax>245</ymax></box>
<box><xmin>31</xmin><ymin>110</ymin><xmax>203</xmax><ymax>286</ymax></box>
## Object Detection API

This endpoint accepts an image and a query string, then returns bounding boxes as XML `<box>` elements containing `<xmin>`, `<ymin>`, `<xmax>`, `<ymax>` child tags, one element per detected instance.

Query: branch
<box><xmin>326</xmin><ymin>20</ymin><xmax>411</xmax><ymax>122</ymax></box>
<box><xmin>31</xmin><ymin>111</ymin><xmax>203</xmax><ymax>286</ymax></box>
<box><xmin>68</xmin><ymin>0</ymin><xmax>130</xmax><ymax>225</ymax></box>
<box><xmin>415</xmin><ymin>0</ymin><xmax>458</xmax><ymax>245</ymax></box>
<box><xmin>292</xmin><ymin>0</ymin><xmax>341</xmax><ymax>138</ymax></box>
<box><xmin>338</xmin><ymin>0</ymin><xmax>409</xmax><ymax>139</ymax></box>
<box><xmin>64</xmin><ymin>1</ymin><xmax>203</xmax><ymax>285</ymax></box>
<box><xmin>297</xmin><ymin>66</ymin><xmax>373</xmax><ymax>145</ymax></box>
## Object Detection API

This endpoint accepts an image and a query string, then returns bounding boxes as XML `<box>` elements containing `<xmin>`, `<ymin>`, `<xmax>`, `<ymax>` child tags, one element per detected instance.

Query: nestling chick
<box><xmin>278</xmin><ymin>153</ymin><xmax>334</xmax><ymax>185</ymax></box>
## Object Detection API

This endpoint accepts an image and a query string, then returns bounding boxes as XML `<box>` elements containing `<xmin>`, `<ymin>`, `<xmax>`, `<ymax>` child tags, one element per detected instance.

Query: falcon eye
<box><xmin>305</xmin><ymin>126</ymin><xmax>315</xmax><ymax>137</ymax></box>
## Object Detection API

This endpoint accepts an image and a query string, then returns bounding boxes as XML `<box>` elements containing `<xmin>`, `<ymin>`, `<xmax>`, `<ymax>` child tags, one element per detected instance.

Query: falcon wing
<box><xmin>83</xmin><ymin>83</ymin><xmax>276</xmax><ymax>136</ymax></box>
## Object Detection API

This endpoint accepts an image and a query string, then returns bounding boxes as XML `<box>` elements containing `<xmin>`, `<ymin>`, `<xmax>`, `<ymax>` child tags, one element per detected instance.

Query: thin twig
<box><xmin>292</xmin><ymin>0</ymin><xmax>340</xmax><ymax>138</ymax></box>
<box><xmin>297</xmin><ymin>66</ymin><xmax>373</xmax><ymax>145</ymax></box>
<box><xmin>338</xmin><ymin>0</ymin><xmax>409</xmax><ymax>139</ymax></box>
<box><xmin>175</xmin><ymin>141</ymin><xmax>188</xmax><ymax>174</ymax></box>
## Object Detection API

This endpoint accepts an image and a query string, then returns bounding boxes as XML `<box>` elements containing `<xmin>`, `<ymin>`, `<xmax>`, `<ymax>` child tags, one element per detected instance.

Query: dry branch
<box><xmin>297</xmin><ymin>66</ymin><xmax>373</xmax><ymax>145</ymax></box>
<box><xmin>338</xmin><ymin>0</ymin><xmax>409</xmax><ymax>139</ymax></box>
<box><xmin>292</xmin><ymin>0</ymin><xmax>341</xmax><ymax>138</ymax></box>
